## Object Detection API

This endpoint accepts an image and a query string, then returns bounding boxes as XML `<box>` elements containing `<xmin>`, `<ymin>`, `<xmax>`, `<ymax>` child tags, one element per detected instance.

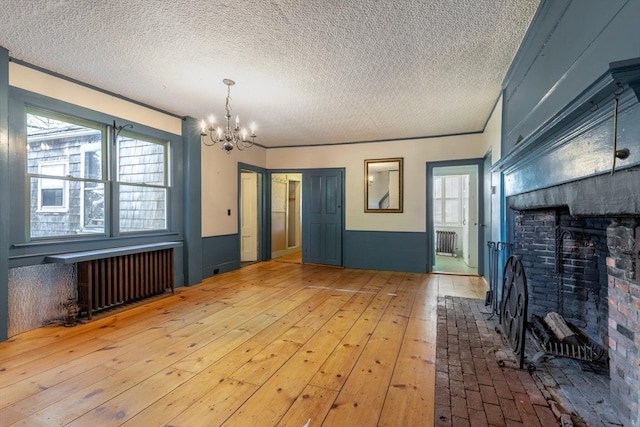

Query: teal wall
<box><xmin>182</xmin><ymin>117</ymin><xmax>203</xmax><ymax>286</ymax></box>
<box><xmin>495</xmin><ymin>0</ymin><xmax>640</xmax><ymax>228</ymax></box>
<box><xmin>0</xmin><ymin>48</ymin><xmax>9</xmax><ymax>341</ymax></box>
<box><xmin>503</xmin><ymin>0</ymin><xmax>640</xmax><ymax>155</ymax></box>
<box><xmin>343</xmin><ymin>231</ymin><xmax>427</xmax><ymax>273</ymax></box>
<box><xmin>0</xmin><ymin>62</ymin><xmax>189</xmax><ymax>340</ymax></box>
<box><xmin>202</xmin><ymin>234</ymin><xmax>240</xmax><ymax>277</ymax></box>
<box><xmin>6</xmin><ymin>86</ymin><xmax>186</xmax><ymax>273</ymax></box>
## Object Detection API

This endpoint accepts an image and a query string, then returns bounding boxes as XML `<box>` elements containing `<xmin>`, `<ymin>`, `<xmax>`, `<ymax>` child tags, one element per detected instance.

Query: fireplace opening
<box><xmin>514</xmin><ymin>208</ymin><xmax>610</xmax><ymax>351</ymax></box>
<box><xmin>511</xmin><ymin>206</ymin><xmax>639</xmax><ymax>425</ymax></box>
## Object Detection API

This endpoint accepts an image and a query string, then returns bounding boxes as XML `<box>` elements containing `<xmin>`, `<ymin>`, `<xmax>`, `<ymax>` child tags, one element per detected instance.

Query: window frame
<box><xmin>79</xmin><ymin>142</ymin><xmax>105</xmax><ymax>233</ymax></box>
<box><xmin>20</xmin><ymin>102</ymin><xmax>174</xmax><ymax>242</ymax></box>
<box><xmin>115</xmin><ymin>129</ymin><xmax>170</xmax><ymax>234</ymax></box>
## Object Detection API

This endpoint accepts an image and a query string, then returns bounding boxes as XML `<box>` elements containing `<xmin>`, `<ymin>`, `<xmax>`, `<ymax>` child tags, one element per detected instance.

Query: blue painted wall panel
<box><xmin>202</xmin><ymin>234</ymin><xmax>240</xmax><ymax>279</ymax></box>
<box><xmin>0</xmin><ymin>47</ymin><xmax>9</xmax><ymax>341</ymax></box>
<box><xmin>503</xmin><ymin>0</ymin><xmax>640</xmax><ymax>153</ymax></box>
<box><xmin>182</xmin><ymin>117</ymin><xmax>203</xmax><ymax>286</ymax></box>
<box><xmin>504</xmin><ymin>94</ymin><xmax>640</xmax><ymax>196</ymax></box>
<box><xmin>344</xmin><ymin>230</ymin><xmax>427</xmax><ymax>273</ymax></box>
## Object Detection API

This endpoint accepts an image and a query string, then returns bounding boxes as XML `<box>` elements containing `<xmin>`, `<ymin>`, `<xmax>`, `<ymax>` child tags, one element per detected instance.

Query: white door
<box><xmin>241</xmin><ymin>171</ymin><xmax>258</xmax><ymax>262</ymax></box>
<box><xmin>462</xmin><ymin>175</ymin><xmax>470</xmax><ymax>264</ymax></box>
<box><xmin>462</xmin><ymin>173</ymin><xmax>479</xmax><ymax>268</ymax></box>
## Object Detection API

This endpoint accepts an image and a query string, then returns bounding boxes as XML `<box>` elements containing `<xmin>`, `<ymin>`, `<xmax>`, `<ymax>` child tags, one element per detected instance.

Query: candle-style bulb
<box><xmin>235</xmin><ymin>115</ymin><xmax>239</xmax><ymax>129</ymax></box>
<box><xmin>209</xmin><ymin>114</ymin><xmax>215</xmax><ymax>125</ymax></box>
<box><xmin>200</xmin><ymin>120</ymin><xmax>206</xmax><ymax>133</ymax></box>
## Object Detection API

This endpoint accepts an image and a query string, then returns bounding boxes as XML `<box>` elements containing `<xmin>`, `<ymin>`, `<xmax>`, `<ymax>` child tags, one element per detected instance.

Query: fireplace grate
<box><xmin>529</xmin><ymin>314</ymin><xmax>606</xmax><ymax>363</ymax></box>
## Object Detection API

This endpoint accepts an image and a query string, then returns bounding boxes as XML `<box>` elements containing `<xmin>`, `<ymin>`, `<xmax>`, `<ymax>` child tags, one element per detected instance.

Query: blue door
<box><xmin>302</xmin><ymin>169</ymin><xmax>343</xmax><ymax>266</ymax></box>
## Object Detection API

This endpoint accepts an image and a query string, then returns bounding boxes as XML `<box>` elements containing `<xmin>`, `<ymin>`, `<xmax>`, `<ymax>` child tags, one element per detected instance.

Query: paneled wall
<box><xmin>502</xmin><ymin>0</ymin><xmax>640</xmax><ymax>156</ymax></box>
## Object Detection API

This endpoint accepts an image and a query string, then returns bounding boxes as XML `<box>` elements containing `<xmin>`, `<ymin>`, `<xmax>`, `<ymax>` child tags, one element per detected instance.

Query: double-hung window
<box><xmin>26</xmin><ymin>109</ymin><xmax>169</xmax><ymax>239</ymax></box>
<box><xmin>116</xmin><ymin>132</ymin><xmax>168</xmax><ymax>233</ymax></box>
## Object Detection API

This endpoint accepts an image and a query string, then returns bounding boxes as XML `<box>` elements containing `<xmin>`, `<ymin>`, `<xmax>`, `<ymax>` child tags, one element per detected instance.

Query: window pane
<box><xmin>445</xmin><ymin>199</ymin><xmax>459</xmax><ymax>224</ymax></box>
<box><xmin>27</xmin><ymin>113</ymin><xmax>102</xmax><ymax>177</ymax></box>
<box><xmin>30</xmin><ymin>178</ymin><xmax>105</xmax><ymax>237</ymax></box>
<box><xmin>434</xmin><ymin>177</ymin><xmax>442</xmax><ymax>198</ymax></box>
<box><xmin>444</xmin><ymin>176</ymin><xmax>459</xmax><ymax>198</ymax></box>
<box><xmin>434</xmin><ymin>201</ymin><xmax>442</xmax><ymax>223</ymax></box>
<box><xmin>118</xmin><ymin>136</ymin><xmax>166</xmax><ymax>185</ymax></box>
<box><xmin>119</xmin><ymin>184</ymin><xmax>167</xmax><ymax>232</ymax></box>
<box><xmin>83</xmin><ymin>183</ymin><xmax>105</xmax><ymax>232</ymax></box>
<box><xmin>27</xmin><ymin>112</ymin><xmax>104</xmax><ymax>238</ymax></box>
<box><xmin>42</xmin><ymin>188</ymin><xmax>63</xmax><ymax>206</ymax></box>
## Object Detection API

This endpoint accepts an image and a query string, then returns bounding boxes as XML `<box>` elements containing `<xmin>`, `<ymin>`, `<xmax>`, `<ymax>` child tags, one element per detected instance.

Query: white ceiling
<box><xmin>0</xmin><ymin>0</ymin><xmax>539</xmax><ymax>148</ymax></box>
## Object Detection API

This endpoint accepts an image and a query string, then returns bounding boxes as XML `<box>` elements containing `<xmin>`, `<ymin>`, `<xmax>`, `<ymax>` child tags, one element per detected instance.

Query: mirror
<box><xmin>365</xmin><ymin>158</ymin><xmax>403</xmax><ymax>213</ymax></box>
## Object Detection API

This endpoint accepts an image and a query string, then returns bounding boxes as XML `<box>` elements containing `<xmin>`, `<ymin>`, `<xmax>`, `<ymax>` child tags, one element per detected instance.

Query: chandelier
<box><xmin>200</xmin><ymin>79</ymin><xmax>257</xmax><ymax>153</ymax></box>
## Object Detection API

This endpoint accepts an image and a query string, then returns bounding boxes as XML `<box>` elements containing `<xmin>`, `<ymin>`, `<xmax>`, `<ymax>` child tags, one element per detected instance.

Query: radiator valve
<box><xmin>65</xmin><ymin>298</ymin><xmax>79</xmax><ymax>327</ymax></box>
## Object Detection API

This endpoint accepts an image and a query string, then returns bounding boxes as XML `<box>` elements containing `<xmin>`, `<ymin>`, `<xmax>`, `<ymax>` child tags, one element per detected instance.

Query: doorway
<box><xmin>427</xmin><ymin>161</ymin><xmax>483</xmax><ymax>275</ymax></box>
<box><xmin>271</xmin><ymin>173</ymin><xmax>302</xmax><ymax>261</ymax></box>
<box><xmin>240</xmin><ymin>169</ymin><xmax>261</xmax><ymax>265</ymax></box>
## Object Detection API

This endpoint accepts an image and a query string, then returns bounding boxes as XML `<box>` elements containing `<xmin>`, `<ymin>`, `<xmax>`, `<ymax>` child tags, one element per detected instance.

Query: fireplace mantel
<box><xmin>494</xmin><ymin>58</ymin><xmax>640</xmax><ymax>202</ymax></box>
<box><xmin>509</xmin><ymin>167</ymin><xmax>640</xmax><ymax>217</ymax></box>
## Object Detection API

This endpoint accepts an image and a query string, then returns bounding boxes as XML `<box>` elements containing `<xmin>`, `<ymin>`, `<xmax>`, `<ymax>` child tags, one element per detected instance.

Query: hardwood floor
<box><xmin>0</xmin><ymin>259</ymin><xmax>487</xmax><ymax>427</ymax></box>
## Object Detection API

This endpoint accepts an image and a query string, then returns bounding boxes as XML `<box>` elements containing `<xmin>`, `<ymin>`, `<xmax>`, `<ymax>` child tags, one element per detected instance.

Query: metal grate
<box><xmin>529</xmin><ymin>314</ymin><xmax>606</xmax><ymax>363</ymax></box>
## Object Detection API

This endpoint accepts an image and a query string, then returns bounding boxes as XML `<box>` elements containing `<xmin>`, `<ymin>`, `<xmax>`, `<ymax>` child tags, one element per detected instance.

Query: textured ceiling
<box><xmin>0</xmin><ymin>0</ymin><xmax>539</xmax><ymax>148</ymax></box>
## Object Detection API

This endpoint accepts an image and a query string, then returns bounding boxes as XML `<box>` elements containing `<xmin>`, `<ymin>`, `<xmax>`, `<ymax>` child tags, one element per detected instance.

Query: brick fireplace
<box><xmin>512</xmin><ymin>208</ymin><xmax>610</xmax><ymax>350</ymax></box>
<box><xmin>498</xmin><ymin>59</ymin><xmax>640</xmax><ymax>426</ymax></box>
<box><xmin>510</xmin><ymin>205</ymin><xmax>639</xmax><ymax>423</ymax></box>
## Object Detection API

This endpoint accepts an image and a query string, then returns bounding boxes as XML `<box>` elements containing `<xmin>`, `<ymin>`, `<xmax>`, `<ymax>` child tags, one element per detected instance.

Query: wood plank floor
<box><xmin>0</xmin><ymin>259</ymin><xmax>487</xmax><ymax>427</ymax></box>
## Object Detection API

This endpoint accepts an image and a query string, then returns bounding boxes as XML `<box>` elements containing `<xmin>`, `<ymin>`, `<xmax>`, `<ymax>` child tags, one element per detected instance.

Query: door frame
<box><xmin>265</xmin><ymin>168</ymin><xmax>306</xmax><ymax>260</ymax></box>
<box><xmin>237</xmin><ymin>163</ymin><xmax>268</xmax><ymax>263</ymax></box>
<box><xmin>426</xmin><ymin>158</ymin><xmax>485</xmax><ymax>275</ymax></box>
<box><xmin>270</xmin><ymin>172</ymin><xmax>303</xmax><ymax>258</ymax></box>
<box><xmin>482</xmin><ymin>150</ymin><xmax>493</xmax><ymax>281</ymax></box>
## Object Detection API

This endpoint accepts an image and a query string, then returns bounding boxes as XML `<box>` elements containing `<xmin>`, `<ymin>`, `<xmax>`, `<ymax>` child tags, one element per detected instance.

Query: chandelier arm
<box><xmin>202</xmin><ymin>131</ymin><xmax>218</xmax><ymax>147</ymax></box>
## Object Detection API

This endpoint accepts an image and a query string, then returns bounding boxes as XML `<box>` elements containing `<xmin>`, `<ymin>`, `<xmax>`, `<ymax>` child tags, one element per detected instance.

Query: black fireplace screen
<box><xmin>499</xmin><ymin>255</ymin><xmax>528</xmax><ymax>369</ymax></box>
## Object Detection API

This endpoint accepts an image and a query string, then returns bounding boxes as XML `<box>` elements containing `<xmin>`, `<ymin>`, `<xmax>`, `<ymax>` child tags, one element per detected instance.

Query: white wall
<box><xmin>267</xmin><ymin>133</ymin><xmax>486</xmax><ymax>232</ymax></box>
<box><xmin>482</xmin><ymin>96</ymin><xmax>502</xmax><ymax>165</ymax></box>
<box><xmin>9</xmin><ymin>63</ymin><xmax>182</xmax><ymax>136</ymax></box>
<box><xmin>201</xmin><ymin>144</ymin><xmax>267</xmax><ymax>236</ymax></box>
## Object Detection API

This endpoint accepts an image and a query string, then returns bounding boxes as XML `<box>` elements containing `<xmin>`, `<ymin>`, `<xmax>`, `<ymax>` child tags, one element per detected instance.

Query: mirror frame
<box><xmin>364</xmin><ymin>157</ymin><xmax>403</xmax><ymax>213</ymax></box>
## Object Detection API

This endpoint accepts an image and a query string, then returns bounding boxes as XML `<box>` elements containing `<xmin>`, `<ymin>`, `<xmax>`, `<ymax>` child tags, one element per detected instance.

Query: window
<box><xmin>38</xmin><ymin>162</ymin><xmax>68</xmax><ymax>211</ymax></box>
<box><xmin>27</xmin><ymin>111</ymin><xmax>104</xmax><ymax>238</ymax></box>
<box><xmin>433</xmin><ymin>175</ymin><xmax>464</xmax><ymax>226</ymax></box>
<box><xmin>117</xmin><ymin>133</ymin><xmax>168</xmax><ymax>233</ymax></box>
<box><xmin>26</xmin><ymin>109</ymin><xmax>170</xmax><ymax>239</ymax></box>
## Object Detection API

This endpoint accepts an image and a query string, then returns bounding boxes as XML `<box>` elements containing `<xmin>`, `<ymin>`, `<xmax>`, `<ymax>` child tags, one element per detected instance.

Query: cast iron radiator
<box><xmin>76</xmin><ymin>248</ymin><xmax>174</xmax><ymax>319</ymax></box>
<box><xmin>436</xmin><ymin>230</ymin><xmax>457</xmax><ymax>257</ymax></box>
